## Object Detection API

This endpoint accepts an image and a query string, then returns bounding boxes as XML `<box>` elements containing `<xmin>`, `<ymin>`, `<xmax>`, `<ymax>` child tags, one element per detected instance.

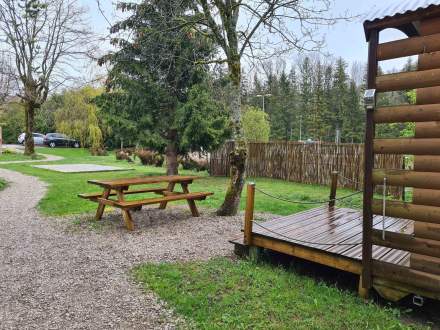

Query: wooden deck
<box><xmin>261</xmin><ymin>206</ymin><xmax>410</xmax><ymax>267</ymax></box>
<box><xmin>231</xmin><ymin>206</ymin><xmax>413</xmax><ymax>273</ymax></box>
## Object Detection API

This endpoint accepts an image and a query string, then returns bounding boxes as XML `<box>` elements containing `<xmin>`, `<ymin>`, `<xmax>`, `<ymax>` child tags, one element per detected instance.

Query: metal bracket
<box><xmin>413</xmin><ymin>295</ymin><xmax>424</xmax><ymax>307</ymax></box>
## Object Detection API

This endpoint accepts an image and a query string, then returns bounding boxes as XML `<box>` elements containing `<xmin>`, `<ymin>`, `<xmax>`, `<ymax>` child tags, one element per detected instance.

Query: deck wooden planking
<box><xmin>255</xmin><ymin>209</ymin><xmax>363</xmax><ymax>245</ymax></box>
<box><xmin>250</xmin><ymin>207</ymin><xmax>412</xmax><ymax>268</ymax></box>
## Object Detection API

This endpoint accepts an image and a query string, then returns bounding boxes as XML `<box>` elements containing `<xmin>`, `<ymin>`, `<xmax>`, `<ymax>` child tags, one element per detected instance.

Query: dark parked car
<box><xmin>44</xmin><ymin>133</ymin><xmax>80</xmax><ymax>148</ymax></box>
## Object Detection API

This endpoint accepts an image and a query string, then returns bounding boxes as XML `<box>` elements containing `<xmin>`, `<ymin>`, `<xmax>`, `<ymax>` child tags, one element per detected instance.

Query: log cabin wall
<box><xmin>363</xmin><ymin>7</ymin><xmax>440</xmax><ymax>295</ymax></box>
<box><xmin>411</xmin><ymin>17</ymin><xmax>440</xmax><ymax>274</ymax></box>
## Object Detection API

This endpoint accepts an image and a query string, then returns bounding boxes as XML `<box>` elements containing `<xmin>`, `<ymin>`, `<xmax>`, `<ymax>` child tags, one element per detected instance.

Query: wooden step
<box><xmin>98</xmin><ymin>191</ymin><xmax>214</xmax><ymax>209</ymax></box>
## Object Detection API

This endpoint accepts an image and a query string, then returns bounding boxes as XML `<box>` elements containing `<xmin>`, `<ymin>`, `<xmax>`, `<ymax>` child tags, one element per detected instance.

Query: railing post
<box><xmin>329</xmin><ymin>171</ymin><xmax>339</xmax><ymax>208</ymax></box>
<box><xmin>244</xmin><ymin>182</ymin><xmax>255</xmax><ymax>245</ymax></box>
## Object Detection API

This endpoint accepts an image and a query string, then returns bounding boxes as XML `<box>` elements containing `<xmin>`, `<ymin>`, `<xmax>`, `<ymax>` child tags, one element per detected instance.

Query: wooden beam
<box><xmin>376</xmin><ymin>68</ymin><xmax>440</xmax><ymax>92</ymax></box>
<box><xmin>372</xmin><ymin>199</ymin><xmax>440</xmax><ymax>225</ymax></box>
<box><xmin>328</xmin><ymin>171</ymin><xmax>338</xmax><ymax>208</ymax></box>
<box><xmin>373</xmin><ymin>169</ymin><xmax>440</xmax><ymax>189</ymax></box>
<box><xmin>251</xmin><ymin>234</ymin><xmax>362</xmax><ymax>274</ymax></box>
<box><xmin>413</xmin><ymin>188</ymin><xmax>440</xmax><ymax>212</ymax></box>
<box><xmin>414</xmin><ymin>156</ymin><xmax>440</xmax><ymax>172</ymax></box>
<box><xmin>418</xmin><ymin>51</ymin><xmax>440</xmax><ymax>71</ymax></box>
<box><xmin>364</xmin><ymin>7</ymin><xmax>440</xmax><ymax>41</ymax></box>
<box><xmin>373</xmin><ymin>277</ymin><xmax>440</xmax><ymax>301</ymax></box>
<box><xmin>410</xmin><ymin>254</ymin><xmax>440</xmax><ymax>276</ymax></box>
<box><xmin>374</xmin><ymin>138</ymin><xmax>440</xmax><ymax>155</ymax></box>
<box><xmin>363</xmin><ymin>29</ymin><xmax>379</xmax><ymax>291</ymax></box>
<box><xmin>244</xmin><ymin>183</ymin><xmax>255</xmax><ymax>245</ymax></box>
<box><xmin>374</xmin><ymin>103</ymin><xmax>440</xmax><ymax>123</ymax></box>
<box><xmin>377</xmin><ymin>33</ymin><xmax>440</xmax><ymax>61</ymax></box>
<box><xmin>415</xmin><ymin>86</ymin><xmax>440</xmax><ymax>105</ymax></box>
<box><xmin>414</xmin><ymin>121</ymin><xmax>440</xmax><ymax>138</ymax></box>
<box><xmin>372</xmin><ymin>230</ymin><xmax>440</xmax><ymax>259</ymax></box>
<box><xmin>372</xmin><ymin>261</ymin><xmax>440</xmax><ymax>294</ymax></box>
<box><xmin>414</xmin><ymin>222</ymin><xmax>440</xmax><ymax>241</ymax></box>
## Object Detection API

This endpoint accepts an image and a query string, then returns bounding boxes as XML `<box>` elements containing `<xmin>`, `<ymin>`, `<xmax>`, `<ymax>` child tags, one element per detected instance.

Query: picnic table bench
<box><xmin>78</xmin><ymin>175</ymin><xmax>213</xmax><ymax>230</ymax></box>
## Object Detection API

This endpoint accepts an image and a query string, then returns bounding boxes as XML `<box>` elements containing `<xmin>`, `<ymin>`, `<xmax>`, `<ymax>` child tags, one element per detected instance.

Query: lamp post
<box><xmin>256</xmin><ymin>93</ymin><xmax>272</xmax><ymax>112</ymax></box>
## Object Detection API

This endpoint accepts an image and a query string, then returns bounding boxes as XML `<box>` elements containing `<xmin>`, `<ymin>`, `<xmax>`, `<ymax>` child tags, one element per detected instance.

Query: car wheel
<box><xmin>73</xmin><ymin>142</ymin><xmax>80</xmax><ymax>148</ymax></box>
<box><xmin>49</xmin><ymin>142</ymin><xmax>56</xmax><ymax>148</ymax></box>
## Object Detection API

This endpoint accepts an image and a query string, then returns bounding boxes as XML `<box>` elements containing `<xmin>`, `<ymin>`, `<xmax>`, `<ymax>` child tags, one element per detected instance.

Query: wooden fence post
<box><xmin>244</xmin><ymin>182</ymin><xmax>255</xmax><ymax>245</ymax></box>
<box><xmin>329</xmin><ymin>171</ymin><xmax>339</xmax><ymax>208</ymax></box>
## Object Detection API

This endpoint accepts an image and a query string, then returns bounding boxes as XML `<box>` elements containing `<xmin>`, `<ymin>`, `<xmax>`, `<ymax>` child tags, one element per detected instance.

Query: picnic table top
<box><xmin>88</xmin><ymin>175</ymin><xmax>201</xmax><ymax>188</ymax></box>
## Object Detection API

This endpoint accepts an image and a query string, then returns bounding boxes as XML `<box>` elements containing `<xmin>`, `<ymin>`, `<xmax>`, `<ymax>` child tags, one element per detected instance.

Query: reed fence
<box><xmin>209</xmin><ymin>141</ymin><xmax>404</xmax><ymax>197</ymax></box>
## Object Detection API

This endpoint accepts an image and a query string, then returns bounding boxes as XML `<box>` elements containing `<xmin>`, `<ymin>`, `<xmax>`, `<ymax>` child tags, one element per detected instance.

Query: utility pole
<box><xmin>256</xmin><ymin>94</ymin><xmax>272</xmax><ymax>112</ymax></box>
<box><xmin>335</xmin><ymin>128</ymin><xmax>341</xmax><ymax>144</ymax></box>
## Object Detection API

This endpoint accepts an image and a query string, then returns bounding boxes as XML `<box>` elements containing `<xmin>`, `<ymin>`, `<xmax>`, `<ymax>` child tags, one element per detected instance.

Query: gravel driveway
<box><xmin>0</xmin><ymin>168</ymin><xmax>244</xmax><ymax>329</ymax></box>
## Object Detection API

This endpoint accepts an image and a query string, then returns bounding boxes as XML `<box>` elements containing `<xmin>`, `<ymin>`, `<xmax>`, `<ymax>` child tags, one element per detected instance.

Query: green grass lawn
<box><xmin>0</xmin><ymin>152</ymin><xmax>44</xmax><ymax>162</ymax></box>
<box><xmin>134</xmin><ymin>258</ymin><xmax>424</xmax><ymax>330</ymax></box>
<box><xmin>0</xmin><ymin>147</ymin><xmax>362</xmax><ymax>216</ymax></box>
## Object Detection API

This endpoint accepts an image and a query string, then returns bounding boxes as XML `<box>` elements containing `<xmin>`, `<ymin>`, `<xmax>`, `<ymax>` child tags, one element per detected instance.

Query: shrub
<box><xmin>153</xmin><ymin>153</ymin><xmax>164</xmax><ymax>167</ymax></box>
<box><xmin>134</xmin><ymin>149</ymin><xmax>164</xmax><ymax>167</ymax></box>
<box><xmin>90</xmin><ymin>147</ymin><xmax>108</xmax><ymax>156</ymax></box>
<box><xmin>242</xmin><ymin>106</ymin><xmax>270</xmax><ymax>142</ymax></box>
<box><xmin>180</xmin><ymin>156</ymin><xmax>208</xmax><ymax>172</ymax></box>
<box><xmin>115</xmin><ymin>149</ymin><xmax>133</xmax><ymax>162</ymax></box>
<box><xmin>135</xmin><ymin>149</ymin><xmax>155</xmax><ymax>165</ymax></box>
<box><xmin>2</xmin><ymin>148</ymin><xmax>17</xmax><ymax>155</ymax></box>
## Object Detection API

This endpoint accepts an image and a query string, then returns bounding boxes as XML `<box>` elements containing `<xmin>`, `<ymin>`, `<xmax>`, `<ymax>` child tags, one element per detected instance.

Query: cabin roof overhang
<box><xmin>364</xmin><ymin>2</ymin><xmax>440</xmax><ymax>41</ymax></box>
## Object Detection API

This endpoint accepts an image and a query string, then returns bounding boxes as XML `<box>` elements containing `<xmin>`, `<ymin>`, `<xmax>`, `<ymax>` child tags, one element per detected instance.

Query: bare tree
<box><xmin>0</xmin><ymin>50</ymin><xmax>15</xmax><ymax>103</ymax></box>
<box><xmin>184</xmin><ymin>0</ymin><xmax>346</xmax><ymax>215</ymax></box>
<box><xmin>0</xmin><ymin>0</ymin><xmax>94</xmax><ymax>154</ymax></box>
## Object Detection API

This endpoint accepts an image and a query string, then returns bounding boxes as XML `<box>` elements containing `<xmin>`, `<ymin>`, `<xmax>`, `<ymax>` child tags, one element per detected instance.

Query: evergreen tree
<box><xmin>343</xmin><ymin>80</ymin><xmax>363</xmax><ymax>142</ymax></box>
<box><xmin>331</xmin><ymin>58</ymin><xmax>349</xmax><ymax>142</ymax></box>
<box><xmin>299</xmin><ymin>57</ymin><xmax>313</xmax><ymax>140</ymax></box>
<box><xmin>98</xmin><ymin>0</ymin><xmax>229</xmax><ymax>174</ymax></box>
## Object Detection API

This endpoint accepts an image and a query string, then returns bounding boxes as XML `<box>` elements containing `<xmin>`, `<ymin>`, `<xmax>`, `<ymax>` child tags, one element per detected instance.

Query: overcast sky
<box><xmin>80</xmin><ymin>0</ymin><xmax>411</xmax><ymax>79</ymax></box>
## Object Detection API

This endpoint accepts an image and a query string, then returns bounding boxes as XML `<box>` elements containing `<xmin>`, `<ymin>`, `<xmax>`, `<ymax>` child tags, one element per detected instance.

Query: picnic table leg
<box><xmin>116</xmin><ymin>189</ymin><xmax>135</xmax><ymax>231</ymax></box>
<box><xmin>181</xmin><ymin>182</ymin><xmax>200</xmax><ymax>217</ymax></box>
<box><xmin>159</xmin><ymin>182</ymin><xmax>175</xmax><ymax>209</ymax></box>
<box><xmin>95</xmin><ymin>188</ymin><xmax>111</xmax><ymax>220</ymax></box>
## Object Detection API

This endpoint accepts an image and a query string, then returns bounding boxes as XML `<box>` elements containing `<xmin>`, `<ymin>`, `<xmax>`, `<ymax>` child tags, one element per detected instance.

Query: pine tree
<box><xmin>331</xmin><ymin>58</ymin><xmax>349</xmax><ymax>142</ymax></box>
<box><xmin>299</xmin><ymin>57</ymin><xmax>313</xmax><ymax>140</ymax></box>
<box><xmin>308</xmin><ymin>59</ymin><xmax>327</xmax><ymax>140</ymax></box>
<box><xmin>343</xmin><ymin>80</ymin><xmax>363</xmax><ymax>142</ymax></box>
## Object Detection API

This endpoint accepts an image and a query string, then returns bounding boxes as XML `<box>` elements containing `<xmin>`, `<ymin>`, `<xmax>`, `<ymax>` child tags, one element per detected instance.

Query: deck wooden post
<box><xmin>329</xmin><ymin>171</ymin><xmax>339</xmax><ymax>208</ymax></box>
<box><xmin>244</xmin><ymin>183</ymin><xmax>255</xmax><ymax>245</ymax></box>
<box><xmin>362</xmin><ymin>28</ymin><xmax>379</xmax><ymax>295</ymax></box>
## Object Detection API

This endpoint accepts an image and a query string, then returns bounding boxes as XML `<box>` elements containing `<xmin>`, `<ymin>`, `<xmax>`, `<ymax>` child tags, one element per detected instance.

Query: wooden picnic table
<box><xmin>79</xmin><ymin>175</ymin><xmax>213</xmax><ymax>230</ymax></box>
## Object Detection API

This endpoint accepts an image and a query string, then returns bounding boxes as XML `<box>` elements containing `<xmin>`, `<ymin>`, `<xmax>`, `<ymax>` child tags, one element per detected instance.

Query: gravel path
<box><xmin>0</xmin><ymin>168</ymin><xmax>247</xmax><ymax>329</ymax></box>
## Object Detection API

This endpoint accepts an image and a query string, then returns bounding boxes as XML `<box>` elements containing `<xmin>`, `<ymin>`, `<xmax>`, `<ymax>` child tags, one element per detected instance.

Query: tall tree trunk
<box><xmin>24</xmin><ymin>100</ymin><xmax>35</xmax><ymax>155</ymax></box>
<box><xmin>166</xmin><ymin>140</ymin><xmax>179</xmax><ymax>175</ymax></box>
<box><xmin>216</xmin><ymin>58</ymin><xmax>247</xmax><ymax>216</ymax></box>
